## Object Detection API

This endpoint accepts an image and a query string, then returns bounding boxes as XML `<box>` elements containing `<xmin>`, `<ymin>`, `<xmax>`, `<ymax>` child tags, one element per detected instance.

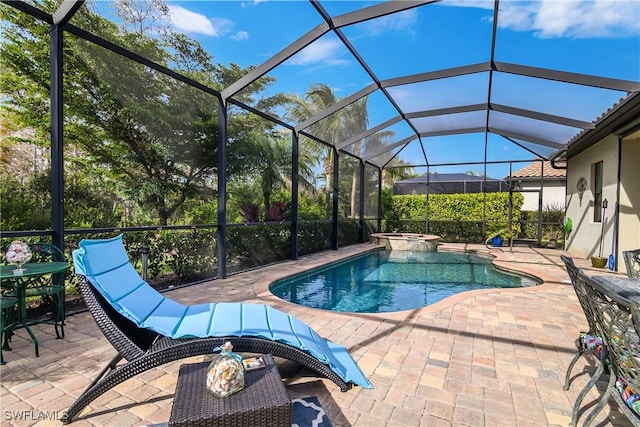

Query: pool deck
<box><xmin>0</xmin><ymin>242</ymin><xmax>635</xmax><ymax>426</ymax></box>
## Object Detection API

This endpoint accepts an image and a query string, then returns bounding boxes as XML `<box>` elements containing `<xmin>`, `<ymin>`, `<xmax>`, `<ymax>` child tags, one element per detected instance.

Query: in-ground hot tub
<box><xmin>371</xmin><ymin>233</ymin><xmax>440</xmax><ymax>252</ymax></box>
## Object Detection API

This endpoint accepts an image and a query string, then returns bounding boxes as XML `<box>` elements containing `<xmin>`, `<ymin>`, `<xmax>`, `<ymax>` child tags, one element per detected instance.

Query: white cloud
<box><xmin>210</xmin><ymin>17</ymin><xmax>235</xmax><ymax>35</ymax></box>
<box><xmin>386</xmin><ymin>86</ymin><xmax>412</xmax><ymax>100</ymax></box>
<box><xmin>286</xmin><ymin>38</ymin><xmax>349</xmax><ymax>67</ymax></box>
<box><xmin>363</xmin><ymin>9</ymin><xmax>418</xmax><ymax>36</ymax></box>
<box><xmin>241</xmin><ymin>0</ymin><xmax>267</xmax><ymax>7</ymax></box>
<box><xmin>232</xmin><ymin>31</ymin><xmax>249</xmax><ymax>41</ymax></box>
<box><xmin>501</xmin><ymin>0</ymin><xmax>639</xmax><ymax>38</ymax></box>
<box><xmin>496</xmin><ymin>2</ymin><xmax>539</xmax><ymax>31</ymax></box>
<box><xmin>535</xmin><ymin>1</ymin><xmax>581</xmax><ymax>37</ymax></box>
<box><xmin>168</xmin><ymin>5</ymin><xmax>218</xmax><ymax>36</ymax></box>
<box><xmin>445</xmin><ymin>0</ymin><xmax>639</xmax><ymax>38</ymax></box>
<box><xmin>167</xmin><ymin>6</ymin><xmax>238</xmax><ymax>38</ymax></box>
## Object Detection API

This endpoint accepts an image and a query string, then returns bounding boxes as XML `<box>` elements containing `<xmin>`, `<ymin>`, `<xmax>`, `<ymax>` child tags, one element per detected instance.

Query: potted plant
<box><xmin>542</xmin><ymin>227</ymin><xmax>561</xmax><ymax>248</ymax></box>
<box><xmin>591</xmin><ymin>255</ymin><xmax>607</xmax><ymax>268</ymax></box>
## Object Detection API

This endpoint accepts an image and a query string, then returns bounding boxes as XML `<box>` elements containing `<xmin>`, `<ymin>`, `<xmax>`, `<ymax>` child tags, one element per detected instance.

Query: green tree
<box><xmin>0</xmin><ymin>0</ymin><xmax>285</xmax><ymax>227</ymax></box>
<box><xmin>245</xmin><ymin>131</ymin><xmax>317</xmax><ymax>220</ymax></box>
<box><xmin>287</xmin><ymin>84</ymin><xmax>393</xmax><ymax>219</ymax></box>
<box><xmin>382</xmin><ymin>159</ymin><xmax>417</xmax><ymax>189</ymax></box>
<box><xmin>342</xmin><ymin>123</ymin><xmax>394</xmax><ymax>217</ymax></box>
<box><xmin>286</xmin><ymin>84</ymin><xmax>344</xmax><ymax>219</ymax></box>
<box><xmin>252</xmin><ymin>134</ymin><xmax>291</xmax><ymax>219</ymax></box>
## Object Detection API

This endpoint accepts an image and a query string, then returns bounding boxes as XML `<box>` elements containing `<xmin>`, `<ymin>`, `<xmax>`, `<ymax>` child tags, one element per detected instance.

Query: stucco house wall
<box><xmin>557</xmin><ymin>93</ymin><xmax>639</xmax><ymax>275</ymax></box>
<box><xmin>565</xmin><ymin>135</ymin><xmax>618</xmax><ymax>259</ymax></box>
<box><xmin>509</xmin><ymin>161</ymin><xmax>567</xmax><ymax>212</ymax></box>
<box><xmin>565</xmin><ymin>133</ymin><xmax>640</xmax><ymax>274</ymax></box>
<box><xmin>519</xmin><ymin>181</ymin><xmax>567</xmax><ymax>211</ymax></box>
<box><xmin>618</xmin><ymin>136</ymin><xmax>640</xmax><ymax>270</ymax></box>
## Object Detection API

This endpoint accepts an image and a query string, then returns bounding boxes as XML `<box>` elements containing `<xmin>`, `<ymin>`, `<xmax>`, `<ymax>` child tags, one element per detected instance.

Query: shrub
<box><xmin>382</xmin><ymin>192</ymin><xmax>524</xmax><ymax>243</ymax></box>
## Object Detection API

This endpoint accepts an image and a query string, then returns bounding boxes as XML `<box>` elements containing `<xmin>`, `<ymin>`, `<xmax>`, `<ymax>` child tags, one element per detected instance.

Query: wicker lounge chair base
<box><xmin>63</xmin><ymin>235</ymin><xmax>371</xmax><ymax>423</ymax></box>
<box><xmin>62</xmin><ymin>276</ymin><xmax>352</xmax><ymax>424</ymax></box>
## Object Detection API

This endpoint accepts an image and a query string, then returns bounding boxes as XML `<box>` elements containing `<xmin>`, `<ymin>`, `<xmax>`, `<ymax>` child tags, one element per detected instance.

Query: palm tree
<box><xmin>382</xmin><ymin>159</ymin><xmax>417</xmax><ymax>189</ymax></box>
<box><xmin>286</xmin><ymin>84</ymin><xmax>343</xmax><ymax>219</ymax></box>
<box><xmin>343</xmin><ymin>101</ymin><xmax>408</xmax><ymax>218</ymax></box>
<box><xmin>251</xmin><ymin>132</ymin><xmax>316</xmax><ymax>220</ymax></box>
<box><xmin>257</xmin><ymin>136</ymin><xmax>287</xmax><ymax>218</ymax></box>
<box><xmin>287</xmin><ymin>83</ymin><xmax>403</xmax><ymax>219</ymax></box>
<box><xmin>341</xmin><ymin>97</ymin><xmax>368</xmax><ymax>219</ymax></box>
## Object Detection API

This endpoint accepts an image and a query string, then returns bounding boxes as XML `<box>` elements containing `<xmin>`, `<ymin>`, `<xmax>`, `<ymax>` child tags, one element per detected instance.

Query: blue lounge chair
<box><xmin>63</xmin><ymin>234</ymin><xmax>372</xmax><ymax>424</ymax></box>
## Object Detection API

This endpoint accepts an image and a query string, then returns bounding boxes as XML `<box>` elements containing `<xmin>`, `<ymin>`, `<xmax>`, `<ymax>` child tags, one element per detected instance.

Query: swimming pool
<box><xmin>269</xmin><ymin>249</ymin><xmax>541</xmax><ymax>313</ymax></box>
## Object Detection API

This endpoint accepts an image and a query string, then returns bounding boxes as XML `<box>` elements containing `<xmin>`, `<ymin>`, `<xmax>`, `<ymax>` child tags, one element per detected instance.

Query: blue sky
<box><xmin>96</xmin><ymin>0</ymin><xmax>640</xmax><ymax>178</ymax></box>
<box><xmin>160</xmin><ymin>1</ymin><xmax>639</xmax><ymax>82</ymax></box>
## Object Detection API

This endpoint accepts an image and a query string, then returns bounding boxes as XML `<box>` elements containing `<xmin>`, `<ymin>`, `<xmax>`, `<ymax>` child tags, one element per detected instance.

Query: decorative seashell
<box><xmin>207</xmin><ymin>344</ymin><xmax>245</xmax><ymax>397</ymax></box>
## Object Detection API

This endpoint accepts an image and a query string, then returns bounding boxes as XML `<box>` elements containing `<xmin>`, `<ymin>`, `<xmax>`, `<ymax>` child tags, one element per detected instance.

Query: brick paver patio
<box><xmin>0</xmin><ymin>243</ymin><xmax>635</xmax><ymax>426</ymax></box>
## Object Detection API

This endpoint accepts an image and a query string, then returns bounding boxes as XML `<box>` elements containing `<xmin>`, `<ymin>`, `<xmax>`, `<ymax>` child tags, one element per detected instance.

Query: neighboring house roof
<box><xmin>392</xmin><ymin>173</ymin><xmax>509</xmax><ymax>195</ymax></box>
<box><xmin>508</xmin><ymin>161</ymin><xmax>566</xmax><ymax>182</ymax></box>
<box><xmin>396</xmin><ymin>173</ymin><xmax>502</xmax><ymax>183</ymax></box>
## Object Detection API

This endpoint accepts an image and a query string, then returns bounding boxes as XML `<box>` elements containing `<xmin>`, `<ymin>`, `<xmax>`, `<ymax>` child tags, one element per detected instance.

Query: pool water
<box><xmin>269</xmin><ymin>250</ymin><xmax>541</xmax><ymax>313</ymax></box>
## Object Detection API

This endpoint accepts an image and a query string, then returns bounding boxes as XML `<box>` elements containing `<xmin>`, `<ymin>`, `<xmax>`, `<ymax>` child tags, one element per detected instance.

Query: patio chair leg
<box><xmin>53</xmin><ymin>293</ymin><xmax>65</xmax><ymax>339</ymax></box>
<box><xmin>569</xmin><ymin>360</ymin><xmax>606</xmax><ymax>427</ymax></box>
<box><xmin>582</xmin><ymin>371</ymin><xmax>615</xmax><ymax>427</ymax></box>
<box><xmin>1</xmin><ymin>298</ymin><xmax>17</xmax><ymax>364</ymax></box>
<box><xmin>564</xmin><ymin>347</ymin><xmax>585</xmax><ymax>390</ymax></box>
<box><xmin>1</xmin><ymin>333</ymin><xmax>11</xmax><ymax>365</ymax></box>
<box><xmin>23</xmin><ymin>323</ymin><xmax>39</xmax><ymax>357</ymax></box>
<box><xmin>55</xmin><ymin>324</ymin><xmax>64</xmax><ymax>339</ymax></box>
<box><xmin>1</xmin><ymin>331</ymin><xmax>12</xmax><ymax>350</ymax></box>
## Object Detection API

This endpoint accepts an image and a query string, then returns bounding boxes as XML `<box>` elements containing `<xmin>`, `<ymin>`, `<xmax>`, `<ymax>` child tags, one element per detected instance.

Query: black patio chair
<box><xmin>623</xmin><ymin>249</ymin><xmax>640</xmax><ymax>279</ymax></box>
<box><xmin>0</xmin><ymin>295</ymin><xmax>18</xmax><ymax>365</ymax></box>
<box><xmin>561</xmin><ymin>255</ymin><xmax>608</xmax><ymax>426</ymax></box>
<box><xmin>577</xmin><ymin>271</ymin><xmax>640</xmax><ymax>427</ymax></box>
<box><xmin>24</xmin><ymin>243</ymin><xmax>67</xmax><ymax>339</ymax></box>
<box><xmin>62</xmin><ymin>235</ymin><xmax>372</xmax><ymax>424</ymax></box>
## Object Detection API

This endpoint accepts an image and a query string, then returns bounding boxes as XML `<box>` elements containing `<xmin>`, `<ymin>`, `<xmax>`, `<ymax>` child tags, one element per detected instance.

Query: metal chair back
<box><xmin>623</xmin><ymin>249</ymin><xmax>640</xmax><ymax>279</ymax></box>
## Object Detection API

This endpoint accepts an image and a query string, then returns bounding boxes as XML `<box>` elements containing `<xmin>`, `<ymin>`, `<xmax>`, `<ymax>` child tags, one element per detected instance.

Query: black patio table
<box><xmin>591</xmin><ymin>275</ymin><xmax>640</xmax><ymax>304</ymax></box>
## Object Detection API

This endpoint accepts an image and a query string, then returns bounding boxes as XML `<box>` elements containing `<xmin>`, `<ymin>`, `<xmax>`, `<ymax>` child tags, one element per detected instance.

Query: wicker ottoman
<box><xmin>169</xmin><ymin>354</ymin><xmax>291</xmax><ymax>427</ymax></box>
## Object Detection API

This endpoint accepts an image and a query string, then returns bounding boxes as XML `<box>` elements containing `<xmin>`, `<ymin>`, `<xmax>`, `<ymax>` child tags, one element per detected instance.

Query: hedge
<box><xmin>382</xmin><ymin>192</ymin><xmax>524</xmax><ymax>243</ymax></box>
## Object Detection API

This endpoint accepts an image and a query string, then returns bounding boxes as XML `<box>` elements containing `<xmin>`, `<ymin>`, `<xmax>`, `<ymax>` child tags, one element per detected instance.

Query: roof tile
<box><xmin>510</xmin><ymin>161</ymin><xmax>566</xmax><ymax>179</ymax></box>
